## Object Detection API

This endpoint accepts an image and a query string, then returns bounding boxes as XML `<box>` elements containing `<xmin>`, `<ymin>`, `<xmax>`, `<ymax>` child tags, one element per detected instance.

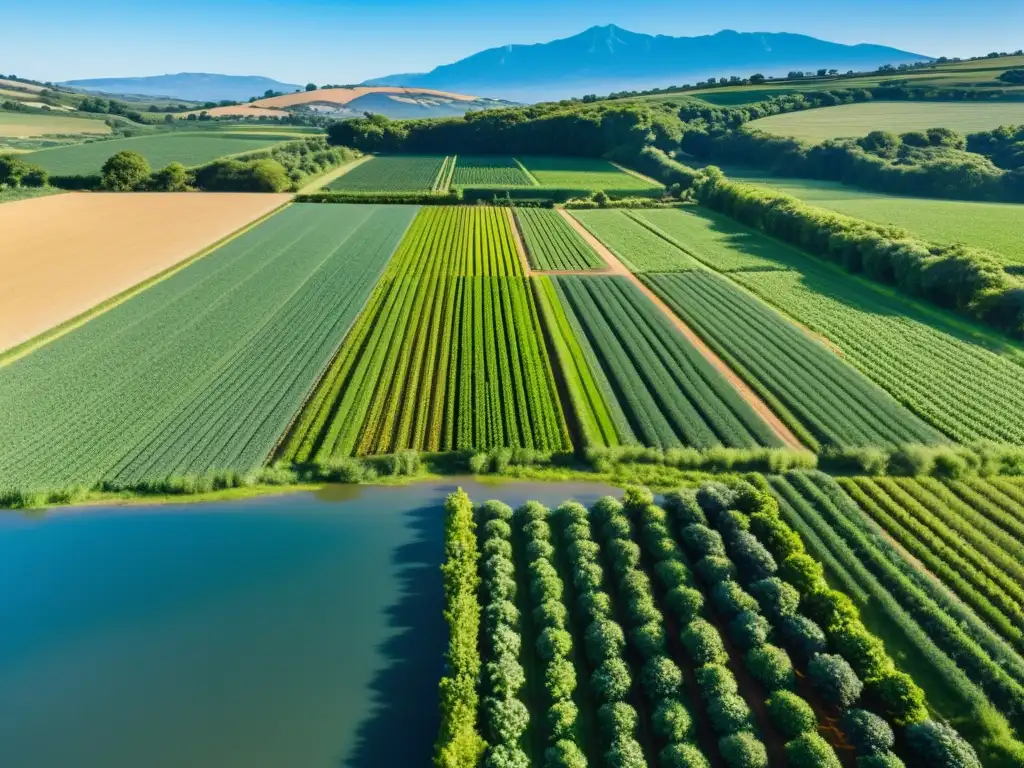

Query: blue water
<box><xmin>0</xmin><ymin>479</ymin><xmax>619</xmax><ymax>768</ymax></box>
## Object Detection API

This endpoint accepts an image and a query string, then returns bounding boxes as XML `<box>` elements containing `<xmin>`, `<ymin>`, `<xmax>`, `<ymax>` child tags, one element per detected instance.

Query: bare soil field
<box><xmin>0</xmin><ymin>192</ymin><xmax>291</xmax><ymax>354</ymax></box>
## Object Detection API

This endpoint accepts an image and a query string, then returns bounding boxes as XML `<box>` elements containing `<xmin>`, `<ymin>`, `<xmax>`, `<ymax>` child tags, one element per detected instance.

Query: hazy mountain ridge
<box><xmin>60</xmin><ymin>73</ymin><xmax>303</xmax><ymax>102</ymax></box>
<box><xmin>363</xmin><ymin>25</ymin><xmax>930</xmax><ymax>101</ymax></box>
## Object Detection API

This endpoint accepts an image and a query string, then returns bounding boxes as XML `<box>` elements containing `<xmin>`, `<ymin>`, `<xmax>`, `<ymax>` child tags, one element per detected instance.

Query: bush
<box><xmin>785</xmin><ymin>732</ymin><xmax>842</xmax><ymax>768</ymax></box>
<box><xmin>150</xmin><ymin>161</ymin><xmax>190</xmax><ymax>191</ymax></box>
<box><xmin>905</xmin><ymin>721</ymin><xmax>982</xmax><ymax>768</ymax></box>
<box><xmin>681</xmin><ymin>524</ymin><xmax>727</xmax><ymax>558</ymax></box>
<box><xmin>485</xmin><ymin>655</ymin><xmax>525</xmax><ymax>697</ymax></box>
<box><xmin>664</xmin><ymin>490</ymin><xmax>708</xmax><ymax>526</ymax></box>
<box><xmin>578</xmin><ymin>590</ymin><xmax>613</xmax><ymax>623</ymax></box>
<box><xmin>585</xmin><ymin>618</ymin><xmax>626</xmax><ymax>665</ymax></box>
<box><xmin>729</xmin><ymin>610</ymin><xmax>770</xmax><ymax>651</ymax></box>
<box><xmin>749</xmin><ymin>577</ymin><xmax>800</xmax><ymax>619</ymax></box>
<box><xmin>654</xmin><ymin>559</ymin><xmax>690</xmax><ymax>589</ymax></box>
<box><xmin>766</xmin><ymin>690</ymin><xmax>817</xmax><ymax>739</ymax></box>
<box><xmin>101</xmin><ymin>150</ymin><xmax>150</xmax><ymax>190</ymax></box>
<box><xmin>841</xmin><ymin>709</ymin><xmax>894</xmax><ymax>756</ymax></box>
<box><xmin>484</xmin><ymin>745</ymin><xmax>530</xmax><ymax>768</ymax></box>
<box><xmin>598</xmin><ymin>701</ymin><xmax>639</xmax><ymax>736</ymax></box>
<box><xmin>630</xmin><ymin>621</ymin><xmax>667</xmax><ymax>659</ymax></box>
<box><xmin>545</xmin><ymin>740</ymin><xmax>587</xmax><ymax>768</ymax></box>
<box><xmin>642</xmin><ymin>655</ymin><xmax>683</xmax><ymax>699</ymax></box>
<box><xmin>777</xmin><ymin>614</ymin><xmax>828</xmax><ymax>662</ymax></box>
<box><xmin>682</xmin><ymin>619</ymin><xmax>729</xmax><ymax>666</ymax></box>
<box><xmin>780</xmin><ymin>553</ymin><xmax>825</xmax><ymax>594</ymax></box>
<box><xmin>573</xmin><ymin>561</ymin><xmax>604</xmax><ymax>592</ymax></box>
<box><xmin>708</xmin><ymin>693</ymin><xmax>753</xmax><ymax>735</ymax></box>
<box><xmin>545</xmin><ymin>655</ymin><xmax>577</xmax><ymax>701</ymax></box>
<box><xmin>857</xmin><ymin>754</ymin><xmax>905</xmax><ymax>768</ymax></box>
<box><xmin>696</xmin><ymin>664</ymin><xmax>739</xmax><ymax>700</ymax></box>
<box><xmin>608</xmin><ymin>538</ymin><xmax>642</xmax><ymax>571</ymax></box>
<box><xmin>713</xmin><ymin>581</ymin><xmax>759</xmax><ymax>617</ymax></box>
<box><xmin>666</xmin><ymin>585</ymin><xmax>705</xmax><ymax>622</ymax></box>
<box><xmin>696</xmin><ymin>555</ymin><xmax>736</xmax><ymax>585</ymax></box>
<box><xmin>605</xmin><ymin>737</ymin><xmax>646</xmax><ymax>768</ymax></box>
<box><xmin>537</xmin><ymin>627</ymin><xmax>572</xmax><ymax>661</ymax></box>
<box><xmin>809</xmin><ymin>653</ymin><xmax>864</xmax><ymax>710</ymax></box>
<box><xmin>592</xmin><ymin>657</ymin><xmax>632</xmax><ymax>703</ymax></box>
<box><xmin>866</xmin><ymin>670</ymin><xmax>928</xmax><ymax>726</ymax></box>
<box><xmin>547</xmin><ymin>700</ymin><xmax>578</xmax><ymax>740</ymax></box>
<box><xmin>729</xmin><ymin>530</ymin><xmax>778</xmax><ymax>582</ymax></box>
<box><xmin>653</xmin><ymin>697</ymin><xmax>693</xmax><ymax>742</ymax></box>
<box><xmin>484</xmin><ymin>695</ymin><xmax>530</xmax><ymax>744</ymax></box>
<box><xmin>718</xmin><ymin>732</ymin><xmax>769</xmax><ymax>768</ymax></box>
<box><xmin>533</xmin><ymin>599</ymin><xmax>567</xmax><ymax>629</ymax></box>
<box><xmin>660</xmin><ymin>742</ymin><xmax>711</xmax><ymax>768</ymax></box>
<box><xmin>747</xmin><ymin>644</ymin><xmax>795</xmax><ymax>690</ymax></box>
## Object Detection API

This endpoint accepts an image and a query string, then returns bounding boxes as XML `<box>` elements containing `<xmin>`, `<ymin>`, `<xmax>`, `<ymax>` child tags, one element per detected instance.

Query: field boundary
<box><xmin>0</xmin><ymin>198</ymin><xmax>293</xmax><ymax>368</ymax></box>
<box><xmin>607</xmin><ymin>161</ymin><xmax>662</xmax><ymax>187</ymax></box>
<box><xmin>296</xmin><ymin>155</ymin><xmax>372</xmax><ymax>194</ymax></box>
<box><xmin>558</xmin><ymin>209</ymin><xmax>806</xmax><ymax>451</ymax></box>
<box><xmin>513</xmin><ymin>157</ymin><xmax>541</xmax><ymax>186</ymax></box>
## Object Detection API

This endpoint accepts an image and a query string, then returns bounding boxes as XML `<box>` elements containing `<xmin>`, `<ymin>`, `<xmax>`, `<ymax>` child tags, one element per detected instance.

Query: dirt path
<box><xmin>557</xmin><ymin>209</ymin><xmax>806</xmax><ymax>450</ymax></box>
<box><xmin>296</xmin><ymin>155</ymin><xmax>373</xmax><ymax>194</ymax></box>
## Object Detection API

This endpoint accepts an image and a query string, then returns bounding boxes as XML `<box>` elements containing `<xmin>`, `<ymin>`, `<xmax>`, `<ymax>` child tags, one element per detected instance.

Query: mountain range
<box><xmin>365</xmin><ymin>25</ymin><xmax>930</xmax><ymax>101</ymax></box>
<box><xmin>60</xmin><ymin>73</ymin><xmax>302</xmax><ymax>103</ymax></box>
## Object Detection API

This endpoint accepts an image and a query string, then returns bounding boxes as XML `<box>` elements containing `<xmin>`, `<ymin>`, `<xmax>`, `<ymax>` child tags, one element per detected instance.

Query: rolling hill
<box><xmin>60</xmin><ymin>73</ymin><xmax>303</xmax><ymax>102</ymax></box>
<box><xmin>364</xmin><ymin>24</ymin><xmax>931</xmax><ymax>101</ymax></box>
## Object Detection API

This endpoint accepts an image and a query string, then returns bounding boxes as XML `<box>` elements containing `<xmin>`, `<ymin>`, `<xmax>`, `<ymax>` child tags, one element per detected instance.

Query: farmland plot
<box><xmin>0</xmin><ymin>204</ymin><xmax>416</xmax><ymax>489</ymax></box>
<box><xmin>518</xmin><ymin>156</ymin><xmax>660</xmax><ymax>190</ymax></box>
<box><xmin>570</xmin><ymin>210</ymin><xmax>698</xmax><ymax>272</ymax></box>
<box><xmin>550</xmin><ymin>275</ymin><xmax>783</xmax><ymax>449</ymax></box>
<box><xmin>283</xmin><ymin>206</ymin><xmax>570</xmax><ymax>460</ymax></box>
<box><xmin>514</xmin><ymin>208</ymin><xmax>605</xmax><ymax>271</ymax></box>
<box><xmin>451</xmin><ymin>156</ymin><xmax>534</xmax><ymax>186</ymax></box>
<box><xmin>638</xmin><ymin>207</ymin><xmax>1024</xmax><ymax>445</ymax></box>
<box><xmin>325</xmin><ymin>154</ymin><xmax>449</xmax><ymax>192</ymax></box>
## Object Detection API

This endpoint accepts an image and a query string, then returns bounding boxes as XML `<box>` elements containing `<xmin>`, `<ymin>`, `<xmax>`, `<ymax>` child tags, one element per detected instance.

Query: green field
<box><xmin>282</xmin><ymin>206</ymin><xmax>570</xmax><ymax>460</ymax></box>
<box><xmin>451</xmin><ymin>155</ymin><xmax>535</xmax><ymax>186</ymax></box>
<box><xmin>746</xmin><ymin>101</ymin><xmax>1024</xmax><ymax>141</ymax></box>
<box><xmin>551</xmin><ymin>275</ymin><xmax>782</xmax><ymax>449</ymax></box>
<box><xmin>635</xmin><ymin>206</ymin><xmax>1024</xmax><ymax>445</ymax></box>
<box><xmin>519</xmin><ymin>156</ymin><xmax>659</xmax><ymax>190</ymax></box>
<box><xmin>720</xmin><ymin>171</ymin><xmax>1024</xmax><ymax>267</ymax></box>
<box><xmin>0</xmin><ymin>187</ymin><xmax>64</xmax><ymax>205</ymax></box>
<box><xmin>0</xmin><ymin>204</ymin><xmax>415</xmax><ymax>489</ymax></box>
<box><xmin>326</xmin><ymin>154</ymin><xmax>449</xmax><ymax>192</ymax></box>
<box><xmin>570</xmin><ymin>209</ymin><xmax>702</xmax><ymax>272</ymax></box>
<box><xmin>0</xmin><ymin>112</ymin><xmax>111</xmax><ymax>138</ymax></box>
<box><xmin>514</xmin><ymin>208</ymin><xmax>605</xmax><ymax>270</ymax></box>
<box><xmin>25</xmin><ymin>132</ymin><xmax>289</xmax><ymax>175</ymax></box>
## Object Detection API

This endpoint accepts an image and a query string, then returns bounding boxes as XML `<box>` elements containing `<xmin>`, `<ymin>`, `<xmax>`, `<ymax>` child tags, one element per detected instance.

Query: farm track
<box><xmin>556</xmin><ymin>210</ymin><xmax>805</xmax><ymax>450</ymax></box>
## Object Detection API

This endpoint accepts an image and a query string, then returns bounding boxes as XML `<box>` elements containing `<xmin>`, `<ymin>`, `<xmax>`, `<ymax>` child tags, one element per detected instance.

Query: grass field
<box><xmin>0</xmin><ymin>186</ymin><xmax>63</xmax><ymax>205</ymax></box>
<box><xmin>282</xmin><ymin>206</ymin><xmax>570</xmax><ymax>461</ymax></box>
<box><xmin>519</xmin><ymin>156</ymin><xmax>659</xmax><ymax>190</ymax></box>
<box><xmin>720</xmin><ymin>171</ymin><xmax>1024</xmax><ymax>267</ymax></box>
<box><xmin>24</xmin><ymin>132</ymin><xmax>289</xmax><ymax>175</ymax></box>
<box><xmin>551</xmin><ymin>275</ymin><xmax>782</xmax><ymax>449</ymax></box>
<box><xmin>514</xmin><ymin>208</ymin><xmax>605</xmax><ymax>270</ymax></box>
<box><xmin>0</xmin><ymin>192</ymin><xmax>290</xmax><ymax>353</ymax></box>
<box><xmin>746</xmin><ymin>101</ymin><xmax>1024</xmax><ymax>141</ymax></box>
<box><xmin>451</xmin><ymin>156</ymin><xmax>535</xmax><ymax>186</ymax></box>
<box><xmin>325</xmin><ymin>154</ymin><xmax>449</xmax><ymax>192</ymax></box>
<box><xmin>0</xmin><ymin>112</ymin><xmax>111</xmax><ymax>138</ymax></box>
<box><xmin>0</xmin><ymin>204</ymin><xmax>415</xmax><ymax>489</ymax></box>
<box><xmin>647</xmin><ymin>206</ymin><xmax>1024</xmax><ymax>445</ymax></box>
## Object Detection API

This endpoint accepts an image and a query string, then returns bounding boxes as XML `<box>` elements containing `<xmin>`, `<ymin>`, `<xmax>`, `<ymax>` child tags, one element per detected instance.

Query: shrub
<box><xmin>654</xmin><ymin>559</ymin><xmax>690</xmax><ymax>589</ymax></box>
<box><xmin>785</xmin><ymin>732</ymin><xmax>842</xmax><ymax>768</ymax></box>
<box><xmin>856</xmin><ymin>754</ymin><xmax>905</xmax><ymax>768</ymax></box>
<box><xmin>809</xmin><ymin>653</ymin><xmax>863</xmax><ymax>710</ymax></box>
<box><xmin>533</xmin><ymin>599</ymin><xmax>567</xmax><ymax>629</ymax></box>
<box><xmin>708</xmin><ymin>693</ymin><xmax>753</xmax><ymax>735</ymax></box>
<box><xmin>603</xmin><ymin>515</ymin><xmax>633</xmax><ymax>541</ymax></box>
<box><xmin>578</xmin><ymin>590</ymin><xmax>613</xmax><ymax>623</ymax></box>
<box><xmin>653</xmin><ymin>698</ymin><xmax>693</xmax><ymax>742</ymax></box>
<box><xmin>766</xmin><ymin>690</ymin><xmax>817</xmax><ymax>739</ymax></box>
<box><xmin>547</xmin><ymin>700</ymin><xmax>578</xmax><ymax>740</ymax></box>
<box><xmin>631</xmin><ymin>621</ymin><xmax>667</xmax><ymax>659</ymax></box>
<box><xmin>537</xmin><ymin>627</ymin><xmax>572</xmax><ymax>661</ymax></box>
<box><xmin>485</xmin><ymin>654</ymin><xmax>526</xmax><ymax>697</ymax></box>
<box><xmin>483</xmin><ymin>537</ymin><xmax>514</xmax><ymax>561</ymax></box>
<box><xmin>598</xmin><ymin>701</ymin><xmax>639</xmax><ymax>736</ymax></box>
<box><xmin>150</xmin><ymin>161</ymin><xmax>190</xmax><ymax>191</ymax></box>
<box><xmin>696</xmin><ymin>664</ymin><xmax>739</xmax><ymax>700</ymax></box>
<box><xmin>545</xmin><ymin>739</ymin><xmax>587</xmax><ymax>768</ymax></box>
<box><xmin>729</xmin><ymin>610</ymin><xmax>770</xmax><ymax>651</ymax></box>
<box><xmin>780</xmin><ymin>553</ymin><xmax>826</xmax><ymax>594</ymax></box>
<box><xmin>777</xmin><ymin>614</ymin><xmax>828</xmax><ymax>662</ymax></box>
<box><xmin>545</xmin><ymin>655</ymin><xmax>577</xmax><ymax>701</ymax></box>
<box><xmin>747</xmin><ymin>644</ymin><xmax>795</xmax><ymax>690</ymax></box>
<box><xmin>664</xmin><ymin>490</ymin><xmax>708</xmax><ymax>526</ymax></box>
<box><xmin>660</xmin><ymin>743</ymin><xmax>711</xmax><ymax>767</ymax></box>
<box><xmin>905</xmin><ymin>721</ymin><xmax>981</xmax><ymax>767</ymax></box>
<box><xmin>101</xmin><ymin>150</ymin><xmax>150</xmax><ymax>191</ymax></box>
<box><xmin>484</xmin><ymin>745</ymin><xmax>530</xmax><ymax>768</ymax></box>
<box><xmin>713</xmin><ymin>581</ymin><xmax>759</xmax><ymax>617</ymax></box>
<box><xmin>592</xmin><ymin>657</ymin><xmax>632</xmax><ymax>703</ymax></box>
<box><xmin>831</xmin><ymin>624</ymin><xmax>892</xmax><ymax>681</ymax></box>
<box><xmin>484</xmin><ymin>696</ymin><xmax>530</xmax><ymax>744</ymax></box>
<box><xmin>729</xmin><ymin>530</ymin><xmax>778</xmax><ymax>581</ymax></box>
<box><xmin>666</xmin><ymin>585</ymin><xmax>705</xmax><ymax>622</ymax></box>
<box><xmin>608</xmin><ymin>539</ymin><xmax>642</xmax><ymax>571</ymax></box>
<box><xmin>841</xmin><ymin>709</ymin><xmax>894</xmax><ymax>756</ymax></box>
<box><xmin>682</xmin><ymin>619</ymin><xmax>728</xmax><ymax>666</ymax></box>
<box><xmin>573</xmin><ymin>561</ymin><xmax>604</xmax><ymax>592</ymax></box>
<box><xmin>585</xmin><ymin>619</ymin><xmax>626</xmax><ymax>665</ymax></box>
<box><xmin>491</xmin><ymin>623</ymin><xmax>521</xmax><ymax>656</ymax></box>
<box><xmin>642</xmin><ymin>655</ymin><xmax>683</xmax><ymax>699</ymax></box>
<box><xmin>718</xmin><ymin>732</ymin><xmax>768</xmax><ymax>768</ymax></box>
<box><xmin>681</xmin><ymin>524</ymin><xmax>727</xmax><ymax>558</ymax></box>
<box><xmin>696</xmin><ymin>555</ymin><xmax>736</xmax><ymax>585</ymax></box>
<box><xmin>802</xmin><ymin>589</ymin><xmax>858</xmax><ymax>631</ymax></box>
<box><xmin>605</xmin><ymin>737</ymin><xmax>646</xmax><ymax>768</ymax></box>
<box><xmin>866</xmin><ymin>670</ymin><xmax>928</xmax><ymax>726</ymax></box>
<box><xmin>749</xmin><ymin>577</ymin><xmax>800</xmax><ymax>619</ymax></box>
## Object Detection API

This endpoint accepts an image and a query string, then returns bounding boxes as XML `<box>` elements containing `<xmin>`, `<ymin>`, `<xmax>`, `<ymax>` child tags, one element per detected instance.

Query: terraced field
<box><xmin>515</xmin><ymin>208</ymin><xmax>605</xmax><ymax>271</ymax></box>
<box><xmin>626</xmin><ymin>206</ymin><xmax>1024</xmax><ymax>445</ymax></box>
<box><xmin>325</xmin><ymin>154</ymin><xmax>449</xmax><ymax>192</ymax></box>
<box><xmin>451</xmin><ymin>156</ymin><xmax>535</xmax><ymax>186</ymax></box>
<box><xmin>282</xmin><ymin>206</ymin><xmax>570</xmax><ymax>460</ymax></box>
<box><xmin>0</xmin><ymin>204</ymin><xmax>415</xmax><ymax>489</ymax></box>
<box><xmin>549</xmin><ymin>275</ymin><xmax>782</xmax><ymax>450</ymax></box>
<box><xmin>25</xmin><ymin>132</ymin><xmax>289</xmax><ymax>175</ymax></box>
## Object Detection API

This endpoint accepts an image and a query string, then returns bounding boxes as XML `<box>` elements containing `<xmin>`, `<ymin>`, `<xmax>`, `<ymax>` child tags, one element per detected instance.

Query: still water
<box><xmin>0</xmin><ymin>479</ymin><xmax>620</xmax><ymax>768</ymax></box>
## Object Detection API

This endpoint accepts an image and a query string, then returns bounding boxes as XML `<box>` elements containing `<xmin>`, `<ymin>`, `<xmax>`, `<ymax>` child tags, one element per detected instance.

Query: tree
<box><xmin>841</xmin><ymin>709</ymin><xmax>894</xmax><ymax>755</ymax></box>
<box><xmin>749</xmin><ymin>73</ymin><xmax>766</xmax><ymax>85</ymax></box>
<box><xmin>246</xmin><ymin>158</ymin><xmax>291</xmax><ymax>192</ymax></box>
<box><xmin>545</xmin><ymin>740</ymin><xmax>587</xmax><ymax>768</ymax></box>
<box><xmin>817</xmin><ymin>69</ymin><xmax>828</xmax><ymax>77</ymax></box>
<box><xmin>719</xmin><ymin>732</ymin><xmax>768</xmax><ymax>768</ymax></box>
<box><xmin>660</xmin><ymin>743</ymin><xmax>710</xmax><ymax>768</ymax></box>
<box><xmin>591</xmin><ymin>658</ymin><xmax>632</xmax><ymax>703</ymax></box>
<box><xmin>808</xmin><ymin>653</ymin><xmax>863</xmax><ymax>710</ymax></box>
<box><xmin>766</xmin><ymin>691</ymin><xmax>816</xmax><ymax>739</ymax></box>
<box><xmin>786</xmin><ymin>732</ymin><xmax>842</xmax><ymax>768</ymax></box>
<box><xmin>305</xmin><ymin>83</ymin><xmax>318</xmax><ymax>91</ymax></box>
<box><xmin>653</xmin><ymin>698</ymin><xmax>693</xmax><ymax>742</ymax></box>
<box><xmin>905</xmin><ymin>721</ymin><xmax>981</xmax><ymax>768</ymax></box>
<box><xmin>642</xmin><ymin>655</ymin><xmax>683</xmax><ymax>699</ymax></box>
<box><xmin>101</xmin><ymin>150</ymin><xmax>150</xmax><ymax>191</ymax></box>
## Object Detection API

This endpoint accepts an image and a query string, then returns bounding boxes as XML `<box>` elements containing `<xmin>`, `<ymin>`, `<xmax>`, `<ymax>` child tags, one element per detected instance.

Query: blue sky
<box><xmin>6</xmin><ymin>0</ymin><xmax>1023</xmax><ymax>84</ymax></box>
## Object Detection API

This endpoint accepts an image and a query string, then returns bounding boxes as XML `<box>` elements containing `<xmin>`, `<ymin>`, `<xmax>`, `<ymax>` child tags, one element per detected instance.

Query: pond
<box><xmin>0</xmin><ymin>479</ymin><xmax>621</xmax><ymax>768</ymax></box>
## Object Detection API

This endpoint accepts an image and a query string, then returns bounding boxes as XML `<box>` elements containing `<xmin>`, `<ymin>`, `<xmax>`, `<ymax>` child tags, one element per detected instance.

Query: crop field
<box><xmin>24</xmin><ymin>132</ymin><xmax>290</xmax><ymax>175</ymax></box>
<box><xmin>518</xmin><ymin>156</ymin><xmax>659</xmax><ymax>190</ymax></box>
<box><xmin>514</xmin><ymin>208</ymin><xmax>605</xmax><ymax>271</ymax></box>
<box><xmin>0</xmin><ymin>112</ymin><xmax>111</xmax><ymax>138</ymax></box>
<box><xmin>721</xmin><ymin>172</ymin><xmax>1024</xmax><ymax>267</ymax></box>
<box><xmin>0</xmin><ymin>204</ymin><xmax>415</xmax><ymax>489</ymax></box>
<box><xmin>570</xmin><ymin>210</ymin><xmax>699</xmax><ymax>272</ymax></box>
<box><xmin>451</xmin><ymin>156</ymin><xmax>535</xmax><ymax>186</ymax></box>
<box><xmin>550</xmin><ymin>276</ymin><xmax>782</xmax><ymax>449</ymax></box>
<box><xmin>0</xmin><ymin>192</ymin><xmax>291</xmax><ymax>354</ymax></box>
<box><xmin>636</xmin><ymin>206</ymin><xmax>1024</xmax><ymax>445</ymax></box>
<box><xmin>746</xmin><ymin>101</ymin><xmax>1024</xmax><ymax>141</ymax></box>
<box><xmin>325</xmin><ymin>154</ymin><xmax>449</xmax><ymax>192</ymax></box>
<box><xmin>438</xmin><ymin>481</ymin><xmax>934</xmax><ymax>767</ymax></box>
<box><xmin>769</xmin><ymin>471</ymin><xmax>1024</xmax><ymax>758</ymax></box>
<box><xmin>282</xmin><ymin>206</ymin><xmax>570</xmax><ymax>460</ymax></box>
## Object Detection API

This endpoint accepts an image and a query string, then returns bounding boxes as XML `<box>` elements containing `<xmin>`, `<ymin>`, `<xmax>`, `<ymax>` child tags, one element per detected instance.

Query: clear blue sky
<box><xmin>6</xmin><ymin>0</ymin><xmax>1022</xmax><ymax>84</ymax></box>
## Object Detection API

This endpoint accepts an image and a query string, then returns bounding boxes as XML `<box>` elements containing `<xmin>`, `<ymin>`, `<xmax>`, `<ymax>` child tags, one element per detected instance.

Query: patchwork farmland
<box><xmin>515</xmin><ymin>208</ymin><xmax>606</xmax><ymax>270</ymax></box>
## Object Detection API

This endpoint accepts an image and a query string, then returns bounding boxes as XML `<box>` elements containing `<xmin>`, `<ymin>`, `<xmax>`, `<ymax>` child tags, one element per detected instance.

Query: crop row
<box><xmin>629</xmin><ymin>206</ymin><xmax>1024</xmax><ymax>445</ymax></box>
<box><xmin>452</xmin><ymin>156</ymin><xmax>535</xmax><ymax>187</ymax></box>
<box><xmin>515</xmin><ymin>209</ymin><xmax>606</xmax><ymax>271</ymax></box>
<box><xmin>570</xmin><ymin>210</ymin><xmax>698</xmax><ymax>273</ymax></box>
<box><xmin>770</xmin><ymin>472</ymin><xmax>1024</xmax><ymax>764</ymax></box>
<box><xmin>282</xmin><ymin>207</ymin><xmax>570</xmax><ymax>461</ymax></box>
<box><xmin>643</xmin><ymin>268</ymin><xmax>945</xmax><ymax>451</ymax></box>
<box><xmin>550</xmin><ymin>276</ymin><xmax>782</xmax><ymax>450</ymax></box>
<box><xmin>0</xmin><ymin>204</ymin><xmax>413</xmax><ymax>489</ymax></box>
<box><xmin>327</xmin><ymin>154</ymin><xmax>450</xmax><ymax>192</ymax></box>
